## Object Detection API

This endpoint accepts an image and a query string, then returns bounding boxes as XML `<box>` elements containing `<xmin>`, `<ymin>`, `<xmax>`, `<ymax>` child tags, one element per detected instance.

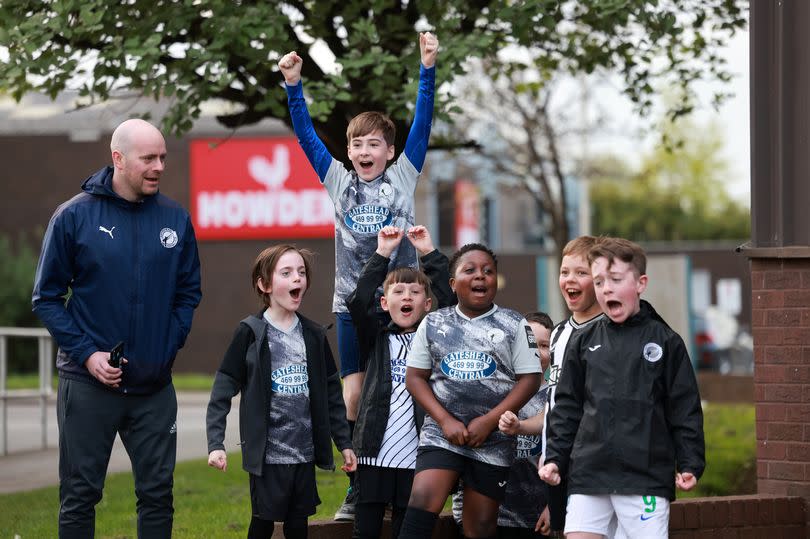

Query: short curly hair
<box><xmin>448</xmin><ymin>243</ymin><xmax>498</xmax><ymax>276</ymax></box>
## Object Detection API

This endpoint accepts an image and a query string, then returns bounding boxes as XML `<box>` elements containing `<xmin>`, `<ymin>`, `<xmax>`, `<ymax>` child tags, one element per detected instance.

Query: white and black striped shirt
<box><xmin>358</xmin><ymin>332</ymin><xmax>418</xmax><ymax>469</ymax></box>
<box><xmin>540</xmin><ymin>313</ymin><xmax>605</xmax><ymax>465</ymax></box>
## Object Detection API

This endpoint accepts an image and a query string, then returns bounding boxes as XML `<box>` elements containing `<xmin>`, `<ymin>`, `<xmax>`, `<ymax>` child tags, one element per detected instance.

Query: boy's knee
<box><xmin>462</xmin><ymin>515</ymin><xmax>496</xmax><ymax>539</ymax></box>
<box><xmin>407</xmin><ymin>484</ymin><xmax>439</xmax><ymax>511</ymax></box>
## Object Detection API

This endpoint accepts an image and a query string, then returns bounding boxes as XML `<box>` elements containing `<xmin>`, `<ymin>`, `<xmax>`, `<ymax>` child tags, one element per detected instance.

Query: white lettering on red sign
<box><xmin>197</xmin><ymin>189</ymin><xmax>332</xmax><ymax>228</ymax></box>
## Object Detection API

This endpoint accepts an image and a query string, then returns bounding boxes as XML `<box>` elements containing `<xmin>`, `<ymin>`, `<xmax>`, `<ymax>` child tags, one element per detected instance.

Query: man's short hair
<box><xmin>347</xmin><ymin>112</ymin><xmax>396</xmax><ymax>146</ymax></box>
<box><xmin>588</xmin><ymin>237</ymin><xmax>647</xmax><ymax>276</ymax></box>
<box><xmin>383</xmin><ymin>267</ymin><xmax>432</xmax><ymax>297</ymax></box>
<box><xmin>562</xmin><ymin>235</ymin><xmax>599</xmax><ymax>260</ymax></box>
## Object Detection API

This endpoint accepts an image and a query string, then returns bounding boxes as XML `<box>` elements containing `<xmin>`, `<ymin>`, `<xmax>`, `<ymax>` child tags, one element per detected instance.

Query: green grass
<box><xmin>4</xmin><ymin>373</ymin><xmax>215</xmax><ymax>392</ymax></box>
<box><xmin>1</xmin><ymin>449</ymin><xmax>351</xmax><ymax>539</ymax></box>
<box><xmin>0</xmin><ymin>404</ymin><xmax>755</xmax><ymax>537</ymax></box>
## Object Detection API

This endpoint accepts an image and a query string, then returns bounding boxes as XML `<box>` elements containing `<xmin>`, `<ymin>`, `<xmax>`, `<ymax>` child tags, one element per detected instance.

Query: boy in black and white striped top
<box><xmin>346</xmin><ymin>225</ymin><xmax>455</xmax><ymax>539</ymax></box>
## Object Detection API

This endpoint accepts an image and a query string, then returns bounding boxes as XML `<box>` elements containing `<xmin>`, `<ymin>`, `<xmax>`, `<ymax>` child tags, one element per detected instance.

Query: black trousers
<box><xmin>57</xmin><ymin>378</ymin><xmax>177</xmax><ymax>539</ymax></box>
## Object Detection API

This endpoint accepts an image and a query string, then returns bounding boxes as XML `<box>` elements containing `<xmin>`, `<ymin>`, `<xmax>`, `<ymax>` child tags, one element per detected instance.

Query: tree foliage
<box><xmin>0</xmin><ymin>233</ymin><xmax>42</xmax><ymax>372</ymax></box>
<box><xmin>447</xmin><ymin>61</ymin><xmax>577</xmax><ymax>258</ymax></box>
<box><xmin>0</xmin><ymin>0</ymin><xmax>746</xmax><ymax>158</ymax></box>
<box><xmin>589</xmin><ymin>118</ymin><xmax>751</xmax><ymax>241</ymax></box>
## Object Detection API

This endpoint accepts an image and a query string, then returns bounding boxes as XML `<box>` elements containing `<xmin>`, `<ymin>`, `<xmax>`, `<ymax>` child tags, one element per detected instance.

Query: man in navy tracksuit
<box><xmin>32</xmin><ymin>119</ymin><xmax>202</xmax><ymax>539</ymax></box>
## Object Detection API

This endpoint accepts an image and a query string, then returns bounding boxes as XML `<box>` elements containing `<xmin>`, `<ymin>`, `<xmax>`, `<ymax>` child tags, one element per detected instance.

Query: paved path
<box><xmin>0</xmin><ymin>391</ymin><xmax>239</xmax><ymax>494</ymax></box>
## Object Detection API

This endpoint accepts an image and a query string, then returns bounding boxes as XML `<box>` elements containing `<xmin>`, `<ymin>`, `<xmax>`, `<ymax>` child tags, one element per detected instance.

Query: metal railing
<box><xmin>0</xmin><ymin>327</ymin><xmax>54</xmax><ymax>456</ymax></box>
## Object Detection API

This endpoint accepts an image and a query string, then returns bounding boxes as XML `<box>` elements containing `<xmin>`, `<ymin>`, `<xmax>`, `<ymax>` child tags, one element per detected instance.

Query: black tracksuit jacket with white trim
<box><xmin>544</xmin><ymin>300</ymin><xmax>705</xmax><ymax>501</ymax></box>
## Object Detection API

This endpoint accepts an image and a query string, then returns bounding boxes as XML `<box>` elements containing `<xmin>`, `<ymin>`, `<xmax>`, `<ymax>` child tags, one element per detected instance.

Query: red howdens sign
<box><xmin>190</xmin><ymin>138</ymin><xmax>334</xmax><ymax>240</ymax></box>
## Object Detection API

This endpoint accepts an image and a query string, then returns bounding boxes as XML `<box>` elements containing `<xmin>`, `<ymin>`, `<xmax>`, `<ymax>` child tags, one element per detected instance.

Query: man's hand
<box><xmin>278</xmin><ymin>51</ymin><xmax>303</xmax><ymax>86</ymax></box>
<box><xmin>407</xmin><ymin>225</ymin><xmax>436</xmax><ymax>256</ymax></box>
<box><xmin>539</xmin><ymin>462</ymin><xmax>561</xmax><ymax>486</ymax></box>
<box><xmin>376</xmin><ymin>226</ymin><xmax>404</xmax><ymax>258</ymax></box>
<box><xmin>535</xmin><ymin>505</ymin><xmax>550</xmax><ymax>535</ymax></box>
<box><xmin>341</xmin><ymin>448</ymin><xmax>358</xmax><ymax>472</ymax></box>
<box><xmin>498</xmin><ymin>410</ymin><xmax>521</xmax><ymax>436</ymax></box>
<box><xmin>420</xmin><ymin>32</ymin><xmax>439</xmax><ymax>68</ymax></box>
<box><xmin>85</xmin><ymin>351</ymin><xmax>126</xmax><ymax>387</ymax></box>
<box><xmin>208</xmin><ymin>450</ymin><xmax>227</xmax><ymax>471</ymax></box>
<box><xmin>676</xmin><ymin>471</ymin><xmax>698</xmax><ymax>491</ymax></box>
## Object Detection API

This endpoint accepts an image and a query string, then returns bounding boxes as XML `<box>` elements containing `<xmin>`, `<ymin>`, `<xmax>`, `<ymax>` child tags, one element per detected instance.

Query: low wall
<box><xmin>272</xmin><ymin>495</ymin><xmax>807</xmax><ymax>538</ymax></box>
<box><xmin>697</xmin><ymin>373</ymin><xmax>754</xmax><ymax>403</ymax></box>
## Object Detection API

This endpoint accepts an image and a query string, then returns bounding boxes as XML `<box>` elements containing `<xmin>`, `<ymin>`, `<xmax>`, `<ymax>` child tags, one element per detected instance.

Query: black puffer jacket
<box><xmin>346</xmin><ymin>250</ymin><xmax>455</xmax><ymax>458</ymax></box>
<box><xmin>206</xmin><ymin>312</ymin><xmax>351</xmax><ymax>475</ymax></box>
<box><xmin>544</xmin><ymin>300</ymin><xmax>705</xmax><ymax>501</ymax></box>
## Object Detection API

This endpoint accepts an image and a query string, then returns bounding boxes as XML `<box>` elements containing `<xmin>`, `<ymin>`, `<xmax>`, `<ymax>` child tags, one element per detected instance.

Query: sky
<box><xmin>595</xmin><ymin>30</ymin><xmax>751</xmax><ymax>205</ymax></box>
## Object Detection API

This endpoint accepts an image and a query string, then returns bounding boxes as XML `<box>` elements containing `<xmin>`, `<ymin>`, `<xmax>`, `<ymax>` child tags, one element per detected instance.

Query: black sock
<box><xmin>398</xmin><ymin>507</ymin><xmax>438</xmax><ymax>539</ymax></box>
<box><xmin>347</xmin><ymin>420</ymin><xmax>356</xmax><ymax>487</ymax></box>
<box><xmin>247</xmin><ymin>517</ymin><xmax>275</xmax><ymax>539</ymax></box>
<box><xmin>282</xmin><ymin>518</ymin><xmax>307</xmax><ymax>539</ymax></box>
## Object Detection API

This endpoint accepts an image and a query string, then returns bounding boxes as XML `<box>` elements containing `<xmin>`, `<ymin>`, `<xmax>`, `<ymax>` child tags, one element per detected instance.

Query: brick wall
<box><xmin>272</xmin><ymin>496</ymin><xmax>807</xmax><ymax>537</ymax></box>
<box><xmin>751</xmin><ymin>258</ymin><xmax>810</xmax><ymax>500</ymax></box>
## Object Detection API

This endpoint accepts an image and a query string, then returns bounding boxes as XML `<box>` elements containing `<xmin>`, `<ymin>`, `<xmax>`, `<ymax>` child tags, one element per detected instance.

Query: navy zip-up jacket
<box><xmin>32</xmin><ymin>166</ymin><xmax>202</xmax><ymax>394</ymax></box>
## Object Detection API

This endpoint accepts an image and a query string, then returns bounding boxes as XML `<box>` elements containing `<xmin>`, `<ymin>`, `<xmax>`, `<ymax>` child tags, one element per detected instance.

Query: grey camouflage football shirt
<box><xmin>263</xmin><ymin>316</ymin><xmax>314</xmax><ymax>464</ymax></box>
<box><xmin>323</xmin><ymin>156</ymin><xmax>419</xmax><ymax>313</ymax></box>
<box><xmin>407</xmin><ymin>305</ymin><xmax>540</xmax><ymax>466</ymax></box>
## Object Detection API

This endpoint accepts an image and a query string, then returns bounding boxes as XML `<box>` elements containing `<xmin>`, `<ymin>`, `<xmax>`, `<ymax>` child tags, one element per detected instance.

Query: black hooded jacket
<box><xmin>346</xmin><ymin>249</ymin><xmax>455</xmax><ymax>458</ymax></box>
<box><xmin>206</xmin><ymin>312</ymin><xmax>350</xmax><ymax>475</ymax></box>
<box><xmin>544</xmin><ymin>300</ymin><xmax>705</xmax><ymax>501</ymax></box>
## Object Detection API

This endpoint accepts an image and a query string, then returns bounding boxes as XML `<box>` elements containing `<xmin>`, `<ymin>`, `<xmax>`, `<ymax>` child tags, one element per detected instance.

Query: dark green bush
<box><xmin>0</xmin><ymin>233</ymin><xmax>42</xmax><ymax>372</ymax></box>
<box><xmin>679</xmin><ymin>403</ymin><xmax>756</xmax><ymax>498</ymax></box>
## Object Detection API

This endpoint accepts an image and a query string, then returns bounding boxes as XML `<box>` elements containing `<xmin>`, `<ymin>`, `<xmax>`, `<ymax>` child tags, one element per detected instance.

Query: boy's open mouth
<box><xmin>566</xmin><ymin>288</ymin><xmax>582</xmax><ymax>300</ymax></box>
<box><xmin>401</xmin><ymin>305</ymin><xmax>413</xmax><ymax>314</ymax></box>
<box><xmin>359</xmin><ymin>160</ymin><xmax>374</xmax><ymax>169</ymax></box>
<box><xmin>471</xmin><ymin>285</ymin><xmax>488</xmax><ymax>295</ymax></box>
<box><xmin>606</xmin><ymin>300</ymin><xmax>622</xmax><ymax>311</ymax></box>
<box><xmin>290</xmin><ymin>288</ymin><xmax>302</xmax><ymax>300</ymax></box>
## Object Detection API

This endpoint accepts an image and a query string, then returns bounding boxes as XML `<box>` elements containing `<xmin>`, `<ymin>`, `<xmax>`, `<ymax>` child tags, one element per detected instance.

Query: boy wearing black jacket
<box><xmin>346</xmin><ymin>225</ymin><xmax>454</xmax><ymax>539</ymax></box>
<box><xmin>540</xmin><ymin>237</ymin><xmax>704</xmax><ymax>539</ymax></box>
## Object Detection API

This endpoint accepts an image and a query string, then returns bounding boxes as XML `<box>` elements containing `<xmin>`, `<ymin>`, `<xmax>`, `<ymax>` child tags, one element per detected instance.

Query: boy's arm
<box><xmin>500</xmin><ymin>409</ymin><xmax>545</xmax><ymax>436</ymax></box>
<box><xmin>665</xmin><ymin>335</ymin><xmax>706</xmax><ymax>480</ymax></box>
<box><xmin>402</xmin><ymin>33</ymin><xmax>438</xmax><ymax>172</ymax></box>
<box><xmin>468</xmin><ymin>318</ymin><xmax>542</xmax><ymax>446</ymax></box>
<box><xmin>420</xmin><ymin>249</ymin><xmax>455</xmax><ymax>308</ymax></box>
<box><xmin>467</xmin><ymin>373</ymin><xmax>541</xmax><ymax>447</ymax></box>
<box><xmin>206</xmin><ymin>324</ymin><xmax>250</xmax><ymax>453</ymax></box>
<box><xmin>406</xmin><ymin>366</ymin><xmax>469</xmax><ymax>446</ymax></box>
<box><xmin>344</xmin><ymin>253</ymin><xmax>389</xmax><ymax>344</ymax></box>
<box><xmin>407</xmin><ymin>225</ymin><xmax>456</xmax><ymax>308</ymax></box>
<box><xmin>405</xmin><ymin>318</ymin><xmax>468</xmax><ymax>445</ymax></box>
<box><xmin>345</xmin><ymin>227</ymin><xmax>405</xmax><ymax>351</ymax></box>
<box><xmin>543</xmin><ymin>336</ymin><xmax>587</xmax><ymax>476</ymax></box>
<box><xmin>278</xmin><ymin>52</ymin><xmax>334</xmax><ymax>181</ymax></box>
<box><xmin>324</xmin><ymin>336</ymin><xmax>353</xmax><ymax>451</ymax></box>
